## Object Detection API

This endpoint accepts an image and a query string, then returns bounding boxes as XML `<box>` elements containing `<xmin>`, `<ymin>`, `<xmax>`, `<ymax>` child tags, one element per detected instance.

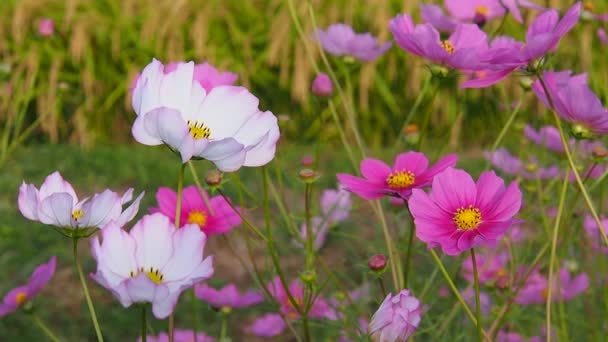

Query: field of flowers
<box><xmin>1</xmin><ymin>0</ymin><xmax>608</xmax><ymax>341</ymax></box>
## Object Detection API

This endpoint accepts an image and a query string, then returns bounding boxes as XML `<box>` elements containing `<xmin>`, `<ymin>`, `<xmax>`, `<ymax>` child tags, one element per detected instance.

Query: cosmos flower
<box><xmin>266</xmin><ymin>277</ymin><xmax>336</xmax><ymax>321</ymax></box>
<box><xmin>90</xmin><ymin>213</ymin><xmax>214</xmax><ymax>318</ymax></box>
<box><xmin>37</xmin><ymin>18</ymin><xmax>54</xmax><ymax>36</ymax></box>
<box><xmin>337</xmin><ymin>152</ymin><xmax>457</xmax><ymax>200</ymax></box>
<box><xmin>245</xmin><ymin>313</ymin><xmax>286</xmax><ymax>337</ymax></box>
<box><xmin>583</xmin><ymin>215</ymin><xmax>608</xmax><ymax>253</ymax></box>
<box><xmin>485</xmin><ymin>148</ymin><xmax>560</xmax><ymax>179</ymax></box>
<box><xmin>461</xmin><ymin>250</ymin><xmax>509</xmax><ymax>285</ymax></box>
<box><xmin>523</xmin><ymin>125</ymin><xmax>571</xmax><ymax>153</ymax></box>
<box><xmin>194</xmin><ymin>283</ymin><xmax>263</xmax><ymax>309</ymax></box>
<box><xmin>462</xmin><ymin>288</ymin><xmax>492</xmax><ymax>315</ymax></box>
<box><xmin>150</xmin><ymin>185</ymin><xmax>241</xmax><ymax>236</ymax></box>
<box><xmin>18</xmin><ymin>171</ymin><xmax>143</xmax><ymax>230</ymax></box>
<box><xmin>0</xmin><ymin>256</ymin><xmax>56</xmax><ymax>317</ymax></box>
<box><xmin>137</xmin><ymin>329</ymin><xmax>215</xmax><ymax>342</ymax></box>
<box><xmin>312</xmin><ymin>73</ymin><xmax>333</xmax><ymax>97</ymax></box>
<box><xmin>409</xmin><ymin>168</ymin><xmax>522</xmax><ymax>255</ymax></box>
<box><xmin>314</xmin><ymin>24</ymin><xmax>392</xmax><ymax>61</ymax></box>
<box><xmin>131</xmin><ymin>59</ymin><xmax>279</xmax><ymax>170</ymax></box>
<box><xmin>368</xmin><ymin>289</ymin><xmax>423</xmax><ymax>342</ymax></box>
<box><xmin>515</xmin><ymin>267</ymin><xmax>589</xmax><ymax>304</ymax></box>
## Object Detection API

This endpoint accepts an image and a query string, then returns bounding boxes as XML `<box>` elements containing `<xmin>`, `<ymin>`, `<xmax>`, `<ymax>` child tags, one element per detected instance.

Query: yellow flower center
<box><xmin>496</xmin><ymin>268</ymin><xmax>508</xmax><ymax>277</ymax></box>
<box><xmin>453</xmin><ymin>205</ymin><xmax>482</xmax><ymax>230</ymax></box>
<box><xmin>144</xmin><ymin>267</ymin><xmax>164</xmax><ymax>284</ymax></box>
<box><xmin>475</xmin><ymin>5</ymin><xmax>489</xmax><ymax>16</ymax></box>
<box><xmin>285</xmin><ymin>297</ymin><xmax>303</xmax><ymax>319</ymax></box>
<box><xmin>541</xmin><ymin>288</ymin><xmax>549</xmax><ymax>300</ymax></box>
<box><xmin>440</xmin><ymin>40</ymin><xmax>455</xmax><ymax>54</ymax></box>
<box><xmin>187</xmin><ymin>210</ymin><xmax>207</xmax><ymax>227</ymax></box>
<box><xmin>72</xmin><ymin>209</ymin><xmax>84</xmax><ymax>220</ymax></box>
<box><xmin>187</xmin><ymin>120</ymin><xmax>211</xmax><ymax>139</ymax></box>
<box><xmin>386</xmin><ymin>170</ymin><xmax>415</xmax><ymax>189</ymax></box>
<box><xmin>15</xmin><ymin>292</ymin><xmax>28</xmax><ymax>305</ymax></box>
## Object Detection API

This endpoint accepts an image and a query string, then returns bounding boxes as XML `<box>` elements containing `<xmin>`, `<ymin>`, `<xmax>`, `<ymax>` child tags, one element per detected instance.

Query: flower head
<box><xmin>485</xmin><ymin>148</ymin><xmax>560</xmax><ymax>179</ymax></box>
<box><xmin>515</xmin><ymin>267</ymin><xmax>589</xmax><ymax>304</ymax></box>
<box><xmin>461</xmin><ymin>250</ymin><xmax>509</xmax><ymax>285</ymax></box>
<box><xmin>18</xmin><ymin>171</ymin><xmax>143</xmax><ymax>230</ymax></box>
<box><xmin>314</xmin><ymin>24</ymin><xmax>392</xmax><ymax>61</ymax></box>
<box><xmin>409</xmin><ymin>168</ymin><xmax>522</xmax><ymax>255</ymax></box>
<box><xmin>444</xmin><ymin>0</ymin><xmax>506</xmax><ymax>24</ymax></box>
<box><xmin>267</xmin><ymin>277</ymin><xmax>336</xmax><ymax>320</ymax></box>
<box><xmin>321</xmin><ymin>187</ymin><xmax>352</xmax><ymax>223</ymax></box>
<box><xmin>368</xmin><ymin>289</ymin><xmax>423</xmax><ymax>342</ymax></box>
<box><xmin>150</xmin><ymin>185</ymin><xmax>241</xmax><ymax>236</ymax></box>
<box><xmin>138</xmin><ymin>329</ymin><xmax>215</xmax><ymax>342</ymax></box>
<box><xmin>38</xmin><ymin>18</ymin><xmax>54</xmax><ymax>36</ymax></box>
<box><xmin>245</xmin><ymin>313</ymin><xmax>286</xmax><ymax>337</ymax></box>
<box><xmin>337</xmin><ymin>152</ymin><xmax>457</xmax><ymax>200</ymax></box>
<box><xmin>0</xmin><ymin>256</ymin><xmax>56</xmax><ymax>317</ymax></box>
<box><xmin>312</xmin><ymin>73</ymin><xmax>333</xmax><ymax>97</ymax></box>
<box><xmin>131</xmin><ymin>59</ymin><xmax>279</xmax><ymax>170</ymax></box>
<box><xmin>90</xmin><ymin>213</ymin><xmax>214</xmax><ymax>318</ymax></box>
<box><xmin>194</xmin><ymin>283</ymin><xmax>263</xmax><ymax>309</ymax></box>
<box><xmin>583</xmin><ymin>215</ymin><xmax>608</xmax><ymax>253</ymax></box>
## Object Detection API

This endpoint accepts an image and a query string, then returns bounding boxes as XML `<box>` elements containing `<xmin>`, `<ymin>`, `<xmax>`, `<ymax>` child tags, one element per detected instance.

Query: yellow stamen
<box><xmin>145</xmin><ymin>267</ymin><xmax>164</xmax><ymax>284</ymax></box>
<box><xmin>187</xmin><ymin>210</ymin><xmax>207</xmax><ymax>227</ymax></box>
<box><xmin>475</xmin><ymin>5</ymin><xmax>489</xmax><ymax>16</ymax></box>
<box><xmin>496</xmin><ymin>268</ymin><xmax>508</xmax><ymax>277</ymax></box>
<box><xmin>386</xmin><ymin>170</ymin><xmax>416</xmax><ymax>189</ymax></box>
<box><xmin>453</xmin><ymin>205</ymin><xmax>482</xmax><ymax>230</ymax></box>
<box><xmin>187</xmin><ymin>120</ymin><xmax>211</xmax><ymax>139</ymax></box>
<box><xmin>440</xmin><ymin>40</ymin><xmax>455</xmax><ymax>54</ymax></box>
<box><xmin>15</xmin><ymin>292</ymin><xmax>27</xmax><ymax>305</ymax></box>
<box><xmin>541</xmin><ymin>288</ymin><xmax>549</xmax><ymax>300</ymax></box>
<box><xmin>72</xmin><ymin>209</ymin><xmax>84</xmax><ymax>220</ymax></box>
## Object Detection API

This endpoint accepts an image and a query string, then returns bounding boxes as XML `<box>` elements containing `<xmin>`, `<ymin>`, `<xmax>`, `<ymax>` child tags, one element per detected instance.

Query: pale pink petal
<box><xmin>115</xmin><ymin>191</ymin><xmax>145</xmax><ymax>227</ymax></box>
<box><xmin>18</xmin><ymin>182</ymin><xmax>39</xmax><ymax>220</ymax></box>
<box><xmin>131</xmin><ymin>214</ymin><xmax>175</xmax><ymax>270</ymax></box>
<box><xmin>79</xmin><ymin>190</ymin><xmax>122</xmax><ymax>228</ymax></box>
<box><xmin>246</xmin><ymin>314</ymin><xmax>286</xmax><ymax>337</ymax></box>
<box><xmin>38</xmin><ymin>171</ymin><xmax>78</xmax><ymax>203</ymax></box>
<box><xmin>37</xmin><ymin>193</ymin><xmax>74</xmax><ymax>226</ymax></box>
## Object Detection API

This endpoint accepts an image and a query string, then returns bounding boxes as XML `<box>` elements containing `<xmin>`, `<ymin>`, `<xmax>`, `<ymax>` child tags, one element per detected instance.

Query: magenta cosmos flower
<box><xmin>337</xmin><ymin>152</ymin><xmax>457</xmax><ymax>200</ymax></box>
<box><xmin>532</xmin><ymin>70</ymin><xmax>608</xmax><ymax>135</ymax></box>
<box><xmin>461</xmin><ymin>250</ymin><xmax>509</xmax><ymax>285</ymax></box>
<box><xmin>485</xmin><ymin>148</ymin><xmax>560</xmax><ymax>179</ymax></box>
<box><xmin>312</xmin><ymin>73</ymin><xmax>333</xmax><ymax>97</ymax></box>
<box><xmin>515</xmin><ymin>267</ymin><xmax>589</xmax><ymax>304</ymax></box>
<box><xmin>245</xmin><ymin>313</ymin><xmax>286</xmax><ymax>337</ymax></box>
<box><xmin>409</xmin><ymin>168</ymin><xmax>522</xmax><ymax>255</ymax></box>
<box><xmin>524</xmin><ymin>124</ymin><xmax>572</xmax><ymax>153</ymax></box>
<box><xmin>0</xmin><ymin>256</ymin><xmax>56</xmax><ymax>317</ymax></box>
<box><xmin>138</xmin><ymin>329</ymin><xmax>214</xmax><ymax>342</ymax></box>
<box><xmin>150</xmin><ymin>185</ymin><xmax>241</xmax><ymax>236</ymax></box>
<box><xmin>131</xmin><ymin>59</ymin><xmax>279</xmax><ymax>170</ymax></box>
<box><xmin>194</xmin><ymin>283</ymin><xmax>263</xmax><ymax>309</ymax></box>
<box><xmin>583</xmin><ymin>215</ymin><xmax>608</xmax><ymax>253</ymax></box>
<box><xmin>389</xmin><ymin>14</ymin><xmax>488</xmax><ymax>71</ymax></box>
<box><xmin>18</xmin><ymin>171</ymin><xmax>143</xmax><ymax>230</ymax></box>
<box><xmin>368</xmin><ymin>289</ymin><xmax>423</xmax><ymax>342</ymax></box>
<box><xmin>314</xmin><ymin>24</ymin><xmax>392</xmax><ymax>61</ymax></box>
<box><xmin>90</xmin><ymin>213</ymin><xmax>214</xmax><ymax>318</ymax></box>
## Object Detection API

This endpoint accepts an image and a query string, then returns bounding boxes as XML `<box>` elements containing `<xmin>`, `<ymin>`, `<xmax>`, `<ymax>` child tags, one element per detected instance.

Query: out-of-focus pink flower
<box><xmin>321</xmin><ymin>187</ymin><xmax>352</xmax><ymax>223</ymax></box>
<box><xmin>583</xmin><ymin>215</ymin><xmax>608</xmax><ymax>253</ymax></box>
<box><xmin>38</xmin><ymin>18</ymin><xmax>54</xmax><ymax>36</ymax></box>
<box><xmin>532</xmin><ymin>70</ymin><xmax>608</xmax><ymax>135</ymax></box>
<box><xmin>368</xmin><ymin>289</ymin><xmax>423</xmax><ymax>342</ymax></box>
<box><xmin>507</xmin><ymin>226</ymin><xmax>526</xmax><ymax>244</ymax></box>
<box><xmin>568</xmin><ymin>164</ymin><xmax>608</xmax><ymax>182</ymax></box>
<box><xmin>18</xmin><ymin>171</ymin><xmax>143</xmax><ymax>230</ymax></box>
<box><xmin>598</xmin><ymin>28</ymin><xmax>608</xmax><ymax>45</ymax></box>
<box><xmin>90</xmin><ymin>213</ymin><xmax>214</xmax><ymax>319</ymax></box>
<box><xmin>312</xmin><ymin>73</ymin><xmax>333</xmax><ymax>97</ymax></box>
<box><xmin>497</xmin><ymin>330</ymin><xmax>542</xmax><ymax>342</ymax></box>
<box><xmin>194</xmin><ymin>283</ymin><xmax>263</xmax><ymax>309</ymax></box>
<box><xmin>515</xmin><ymin>267</ymin><xmax>589</xmax><ymax>304</ymax></box>
<box><xmin>150</xmin><ymin>185</ymin><xmax>241</xmax><ymax>236</ymax></box>
<box><xmin>485</xmin><ymin>148</ymin><xmax>560</xmax><ymax>179</ymax></box>
<box><xmin>301</xmin><ymin>155</ymin><xmax>314</xmax><ymax>166</ymax></box>
<box><xmin>267</xmin><ymin>277</ymin><xmax>336</xmax><ymax>320</ymax></box>
<box><xmin>444</xmin><ymin>0</ymin><xmax>506</xmax><ymax>24</ymax></box>
<box><xmin>420</xmin><ymin>4</ymin><xmax>459</xmax><ymax>32</ymax></box>
<box><xmin>314</xmin><ymin>24</ymin><xmax>392</xmax><ymax>61</ymax></box>
<box><xmin>0</xmin><ymin>256</ymin><xmax>56</xmax><ymax>317</ymax></box>
<box><xmin>524</xmin><ymin>125</ymin><xmax>572</xmax><ymax>153</ymax></box>
<box><xmin>138</xmin><ymin>329</ymin><xmax>215</xmax><ymax>342</ymax></box>
<box><xmin>389</xmin><ymin>15</ymin><xmax>489</xmax><ymax>71</ymax></box>
<box><xmin>462</xmin><ymin>288</ymin><xmax>491</xmax><ymax>315</ymax></box>
<box><xmin>337</xmin><ymin>152</ymin><xmax>457</xmax><ymax>200</ymax></box>
<box><xmin>409</xmin><ymin>168</ymin><xmax>522</xmax><ymax>255</ymax></box>
<box><xmin>245</xmin><ymin>313</ymin><xmax>286</xmax><ymax>337</ymax></box>
<box><xmin>297</xmin><ymin>217</ymin><xmax>330</xmax><ymax>251</ymax></box>
<box><xmin>461</xmin><ymin>251</ymin><xmax>509</xmax><ymax>285</ymax></box>
<box><xmin>131</xmin><ymin>59</ymin><xmax>279</xmax><ymax>170</ymax></box>
<box><xmin>438</xmin><ymin>287</ymin><xmax>449</xmax><ymax>297</ymax></box>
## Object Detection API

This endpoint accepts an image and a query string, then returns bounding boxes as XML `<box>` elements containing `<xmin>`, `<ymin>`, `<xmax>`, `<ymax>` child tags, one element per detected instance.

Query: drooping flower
<box><xmin>90</xmin><ymin>213</ymin><xmax>214</xmax><ymax>319</ymax></box>
<box><xmin>583</xmin><ymin>215</ymin><xmax>608</xmax><ymax>253</ymax></box>
<box><xmin>532</xmin><ymin>70</ymin><xmax>608</xmax><ymax>135</ymax></box>
<box><xmin>18</xmin><ymin>171</ymin><xmax>143</xmax><ymax>230</ymax></box>
<box><xmin>37</xmin><ymin>18</ymin><xmax>54</xmax><ymax>36</ymax></box>
<box><xmin>461</xmin><ymin>250</ymin><xmax>509</xmax><ymax>285</ymax></box>
<box><xmin>138</xmin><ymin>329</ymin><xmax>215</xmax><ymax>342</ymax></box>
<box><xmin>131</xmin><ymin>59</ymin><xmax>279</xmax><ymax>170</ymax></box>
<box><xmin>485</xmin><ymin>148</ymin><xmax>560</xmax><ymax>179</ymax></box>
<box><xmin>194</xmin><ymin>283</ymin><xmax>263</xmax><ymax>309</ymax></box>
<box><xmin>312</xmin><ymin>73</ymin><xmax>333</xmax><ymax>97</ymax></box>
<box><xmin>389</xmin><ymin>15</ymin><xmax>488</xmax><ymax>71</ymax></box>
<box><xmin>409</xmin><ymin>168</ymin><xmax>522</xmax><ymax>255</ymax></box>
<box><xmin>245</xmin><ymin>313</ymin><xmax>286</xmax><ymax>337</ymax></box>
<box><xmin>515</xmin><ymin>267</ymin><xmax>589</xmax><ymax>304</ymax></box>
<box><xmin>150</xmin><ymin>185</ymin><xmax>241</xmax><ymax>236</ymax></box>
<box><xmin>368</xmin><ymin>289</ymin><xmax>423</xmax><ymax>342</ymax></box>
<box><xmin>313</xmin><ymin>24</ymin><xmax>392</xmax><ymax>61</ymax></box>
<box><xmin>0</xmin><ymin>256</ymin><xmax>56</xmax><ymax>317</ymax></box>
<box><xmin>337</xmin><ymin>152</ymin><xmax>457</xmax><ymax>200</ymax></box>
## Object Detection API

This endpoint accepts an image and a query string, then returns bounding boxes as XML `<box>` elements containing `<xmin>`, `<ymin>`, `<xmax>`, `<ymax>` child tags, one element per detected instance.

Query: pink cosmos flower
<box><xmin>18</xmin><ymin>171</ymin><xmax>143</xmax><ymax>230</ymax></box>
<box><xmin>368</xmin><ymin>289</ymin><xmax>423</xmax><ymax>342</ymax></box>
<box><xmin>245</xmin><ymin>313</ymin><xmax>286</xmax><ymax>337</ymax></box>
<box><xmin>515</xmin><ymin>267</ymin><xmax>589</xmax><ymax>304</ymax></box>
<box><xmin>131</xmin><ymin>59</ymin><xmax>279</xmax><ymax>170</ymax></box>
<box><xmin>485</xmin><ymin>148</ymin><xmax>560</xmax><ymax>179</ymax></box>
<box><xmin>461</xmin><ymin>251</ymin><xmax>509</xmax><ymax>285</ymax></box>
<box><xmin>165</xmin><ymin>62</ymin><xmax>237</xmax><ymax>93</ymax></box>
<box><xmin>0</xmin><ymin>256</ymin><xmax>56</xmax><ymax>317</ymax></box>
<box><xmin>409</xmin><ymin>168</ymin><xmax>522</xmax><ymax>255</ymax></box>
<box><xmin>337</xmin><ymin>152</ymin><xmax>457</xmax><ymax>200</ymax></box>
<box><xmin>532</xmin><ymin>70</ymin><xmax>608</xmax><ymax>135</ymax></box>
<box><xmin>314</xmin><ymin>24</ymin><xmax>392</xmax><ymax>61</ymax></box>
<box><xmin>444</xmin><ymin>0</ymin><xmax>506</xmax><ymax>24</ymax></box>
<box><xmin>37</xmin><ymin>18</ymin><xmax>54</xmax><ymax>36</ymax></box>
<box><xmin>194</xmin><ymin>283</ymin><xmax>263</xmax><ymax>309</ymax></box>
<box><xmin>312</xmin><ymin>73</ymin><xmax>333</xmax><ymax>97</ymax></box>
<box><xmin>90</xmin><ymin>213</ymin><xmax>214</xmax><ymax>319</ymax></box>
<box><xmin>389</xmin><ymin>15</ymin><xmax>489</xmax><ymax>71</ymax></box>
<box><xmin>523</xmin><ymin>125</ymin><xmax>572</xmax><ymax>153</ymax></box>
<box><xmin>497</xmin><ymin>330</ymin><xmax>542</xmax><ymax>342</ymax></box>
<box><xmin>150</xmin><ymin>185</ymin><xmax>241</xmax><ymax>236</ymax></box>
<box><xmin>583</xmin><ymin>215</ymin><xmax>608</xmax><ymax>253</ymax></box>
<box><xmin>321</xmin><ymin>187</ymin><xmax>352</xmax><ymax>223</ymax></box>
<box><xmin>598</xmin><ymin>28</ymin><xmax>608</xmax><ymax>45</ymax></box>
<box><xmin>462</xmin><ymin>288</ymin><xmax>491</xmax><ymax>315</ymax></box>
<box><xmin>267</xmin><ymin>277</ymin><xmax>336</xmax><ymax>321</ymax></box>
<box><xmin>138</xmin><ymin>329</ymin><xmax>215</xmax><ymax>342</ymax></box>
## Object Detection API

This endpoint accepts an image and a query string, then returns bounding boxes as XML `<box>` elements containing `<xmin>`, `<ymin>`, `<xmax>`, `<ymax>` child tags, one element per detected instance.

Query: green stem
<box><xmin>304</xmin><ymin>182</ymin><xmax>314</xmax><ymax>269</ymax></box>
<box><xmin>141</xmin><ymin>306</ymin><xmax>147</xmax><ymax>342</ymax></box>
<box><xmin>219</xmin><ymin>311</ymin><xmax>228</xmax><ymax>341</ymax></box>
<box><xmin>391</xmin><ymin>76</ymin><xmax>433</xmax><ymax>153</ymax></box>
<box><xmin>302</xmin><ymin>317</ymin><xmax>311</xmax><ymax>342</ymax></box>
<box><xmin>485</xmin><ymin>101</ymin><xmax>522</xmax><ymax>170</ymax></box>
<box><xmin>470</xmin><ymin>249</ymin><xmax>483</xmax><ymax>342</ymax></box>
<box><xmin>72</xmin><ymin>238</ymin><xmax>104</xmax><ymax>342</ymax></box>
<box><xmin>372</xmin><ymin>201</ymin><xmax>400</xmax><ymax>291</ymax></box>
<box><xmin>377</xmin><ymin>277</ymin><xmax>387</xmax><ymax>298</ymax></box>
<box><xmin>32</xmin><ymin>313</ymin><xmax>61</xmax><ymax>342</ymax></box>
<box><xmin>546</xmin><ymin>169</ymin><xmax>570</xmax><ymax>342</ymax></box>
<box><xmin>191</xmin><ymin>289</ymin><xmax>199</xmax><ymax>342</ymax></box>
<box><xmin>169</xmin><ymin>163</ymin><xmax>186</xmax><ymax>342</ymax></box>
<box><xmin>403</xmin><ymin>210</ymin><xmax>416</xmax><ymax>287</ymax></box>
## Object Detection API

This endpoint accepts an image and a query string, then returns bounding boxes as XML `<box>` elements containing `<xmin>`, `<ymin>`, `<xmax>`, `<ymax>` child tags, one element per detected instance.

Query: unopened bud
<box><xmin>299</xmin><ymin>168</ymin><xmax>319</xmax><ymax>183</ymax></box>
<box><xmin>205</xmin><ymin>170</ymin><xmax>222</xmax><ymax>186</ymax></box>
<box><xmin>519</xmin><ymin>77</ymin><xmax>533</xmax><ymax>91</ymax></box>
<box><xmin>525</xmin><ymin>163</ymin><xmax>539</xmax><ymax>173</ymax></box>
<box><xmin>368</xmin><ymin>254</ymin><xmax>388</xmax><ymax>273</ymax></box>
<box><xmin>430</xmin><ymin>65</ymin><xmax>449</xmax><ymax>78</ymax></box>
<box><xmin>571</xmin><ymin>124</ymin><xmax>593</xmax><ymax>140</ymax></box>
<box><xmin>300</xmin><ymin>270</ymin><xmax>317</xmax><ymax>284</ymax></box>
<box><xmin>301</xmin><ymin>155</ymin><xmax>314</xmax><ymax>167</ymax></box>
<box><xmin>592</xmin><ymin>145</ymin><xmax>608</xmax><ymax>159</ymax></box>
<box><xmin>312</xmin><ymin>73</ymin><xmax>333</xmax><ymax>97</ymax></box>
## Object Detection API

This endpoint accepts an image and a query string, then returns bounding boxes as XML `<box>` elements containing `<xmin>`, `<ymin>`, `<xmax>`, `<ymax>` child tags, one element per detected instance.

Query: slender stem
<box><xmin>187</xmin><ymin>161</ymin><xmax>214</xmax><ymax>215</ymax></box>
<box><xmin>403</xmin><ymin>210</ymin><xmax>416</xmax><ymax>287</ymax></box>
<box><xmin>141</xmin><ymin>306</ymin><xmax>147</xmax><ymax>342</ymax></box>
<box><xmin>377</xmin><ymin>277</ymin><xmax>387</xmax><ymax>298</ymax></box>
<box><xmin>72</xmin><ymin>238</ymin><xmax>104</xmax><ymax>342</ymax></box>
<box><xmin>470</xmin><ymin>249</ymin><xmax>483</xmax><ymax>342</ymax></box>
<box><xmin>546</xmin><ymin>169</ymin><xmax>570</xmax><ymax>342</ymax></box>
<box><xmin>302</xmin><ymin>317</ymin><xmax>312</xmax><ymax>342</ymax></box>
<box><xmin>304</xmin><ymin>182</ymin><xmax>314</xmax><ymax>269</ymax></box>
<box><xmin>486</xmin><ymin>101</ymin><xmax>522</xmax><ymax>169</ymax></box>
<box><xmin>392</xmin><ymin>76</ymin><xmax>433</xmax><ymax>153</ymax></box>
<box><xmin>169</xmin><ymin>163</ymin><xmax>186</xmax><ymax>342</ymax></box>
<box><xmin>191</xmin><ymin>290</ymin><xmax>199</xmax><ymax>342</ymax></box>
<box><xmin>219</xmin><ymin>311</ymin><xmax>228</xmax><ymax>341</ymax></box>
<box><xmin>372</xmin><ymin>201</ymin><xmax>400</xmax><ymax>291</ymax></box>
<box><xmin>32</xmin><ymin>313</ymin><xmax>61</xmax><ymax>342</ymax></box>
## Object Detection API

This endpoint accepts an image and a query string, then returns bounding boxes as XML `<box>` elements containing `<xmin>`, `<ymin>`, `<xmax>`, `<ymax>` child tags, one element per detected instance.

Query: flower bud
<box><xmin>301</xmin><ymin>155</ymin><xmax>314</xmax><ymax>167</ymax></box>
<box><xmin>299</xmin><ymin>168</ymin><xmax>319</xmax><ymax>183</ymax></box>
<box><xmin>571</xmin><ymin>124</ymin><xmax>593</xmax><ymax>140</ymax></box>
<box><xmin>368</xmin><ymin>254</ymin><xmax>387</xmax><ymax>273</ymax></box>
<box><xmin>38</xmin><ymin>18</ymin><xmax>54</xmax><ymax>37</ymax></box>
<box><xmin>312</xmin><ymin>73</ymin><xmax>333</xmax><ymax>97</ymax></box>
<box><xmin>205</xmin><ymin>170</ymin><xmax>222</xmax><ymax>187</ymax></box>
<box><xmin>300</xmin><ymin>270</ymin><xmax>317</xmax><ymax>285</ymax></box>
<box><xmin>519</xmin><ymin>77</ymin><xmax>534</xmax><ymax>91</ymax></box>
